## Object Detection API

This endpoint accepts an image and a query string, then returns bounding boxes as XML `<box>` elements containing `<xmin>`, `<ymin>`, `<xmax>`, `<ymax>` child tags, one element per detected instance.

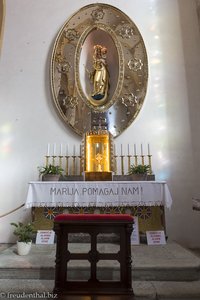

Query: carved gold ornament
<box><xmin>50</xmin><ymin>3</ymin><xmax>148</xmax><ymax>137</ymax></box>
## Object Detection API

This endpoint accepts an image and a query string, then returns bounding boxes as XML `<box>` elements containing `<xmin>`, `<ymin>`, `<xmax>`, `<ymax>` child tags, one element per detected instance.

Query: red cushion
<box><xmin>54</xmin><ymin>214</ymin><xmax>133</xmax><ymax>222</ymax></box>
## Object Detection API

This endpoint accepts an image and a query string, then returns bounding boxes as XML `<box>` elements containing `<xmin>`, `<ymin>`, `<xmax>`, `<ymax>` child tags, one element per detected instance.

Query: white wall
<box><xmin>0</xmin><ymin>0</ymin><xmax>200</xmax><ymax>247</ymax></box>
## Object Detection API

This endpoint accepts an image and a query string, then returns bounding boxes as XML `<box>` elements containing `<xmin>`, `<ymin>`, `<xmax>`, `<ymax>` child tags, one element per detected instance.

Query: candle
<box><xmin>60</xmin><ymin>143</ymin><xmax>63</xmax><ymax>156</ymax></box>
<box><xmin>127</xmin><ymin>144</ymin><xmax>130</xmax><ymax>155</ymax></box>
<box><xmin>148</xmin><ymin>143</ymin><xmax>150</xmax><ymax>155</ymax></box>
<box><xmin>53</xmin><ymin>143</ymin><xmax>56</xmax><ymax>156</ymax></box>
<box><xmin>80</xmin><ymin>145</ymin><xmax>82</xmax><ymax>156</ymax></box>
<box><xmin>114</xmin><ymin>144</ymin><xmax>116</xmax><ymax>155</ymax></box>
<box><xmin>121</xmin><ymin>144</ymin><xmax>123</xmax><ymax>156</ymax></box>
<box><xmin>134</xmin><ymin>144</ymin><xmax>136</xmax><ymax>156</ymax></box>
<box><xmin>47</xmin><ymin>143</ymin><xmax>50</xmax><ymax>156</ymax></box>
<box><xmin>141</xmin><ymin>143</ymin><xmax>143</xmax><ymax>156</ymax></box>
<box><xmin>66</xmin><ymin>144</ymin><xmax>69</xmax><ymax>156</ymax></box>
<box><xmin>73</xmin><ymin>145</ymin><xmax>76</xmax><ymax>156</ymax></box>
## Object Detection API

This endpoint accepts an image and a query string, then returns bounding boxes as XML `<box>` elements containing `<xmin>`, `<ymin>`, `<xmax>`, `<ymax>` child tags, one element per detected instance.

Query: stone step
<box><xmin>0</xmin><ymin>279</ymin><xmax>200</xmax><ymax>300</ymax></box>
<box><xmin>0</xmin><ymin>242</ymin><xmax>199</xmax><ymax>282</ymax></box>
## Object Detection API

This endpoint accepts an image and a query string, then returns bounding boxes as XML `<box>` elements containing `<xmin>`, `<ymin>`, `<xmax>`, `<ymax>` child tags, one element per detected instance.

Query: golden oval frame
<box><xmin>50</xmin><ymin>3</ymin><xmax>148</xmax><ymax>137</ymax></box>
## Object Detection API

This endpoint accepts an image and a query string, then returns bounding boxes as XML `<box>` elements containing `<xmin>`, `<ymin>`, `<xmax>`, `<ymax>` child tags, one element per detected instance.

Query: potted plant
<box><xmin>128</xmin><ymin>164</ymin><xmax>150</xmax><ymax>181</ymax></box>
<box><xmin>38</xmin><ymin>164</ymin><xmax>63</xmax><ymax>181</ymax></box>
<box><xmin>10</xmin><ymin>222</ymin><xmax>34</xmax><ymax>255</ymax></box>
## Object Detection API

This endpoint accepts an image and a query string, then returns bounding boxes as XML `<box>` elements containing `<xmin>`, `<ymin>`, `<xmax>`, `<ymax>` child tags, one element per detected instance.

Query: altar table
<box><xmin>26</xmin><ymin>181</ymin><xmax>172</xmax><ymax>233</ymax></box>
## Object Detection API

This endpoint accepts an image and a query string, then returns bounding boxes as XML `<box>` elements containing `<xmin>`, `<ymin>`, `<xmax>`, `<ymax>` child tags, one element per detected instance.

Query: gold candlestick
<box><xmin>58</xmin><ymin>156</ymin><xmax>63</xmax><ymax>168</ymax></box>
<box><xmin>114</xmin><ymin>155</ymin><xmax>118</xmax><ymax>175</ymax></box>
<box><xmin>78</xmin><ymin>156</ymin><xmax>82</xmax><ymax>175</ymax></box>
<box><xmin>134</xmin><ymin>155</ymin><xmax>138</xmax><ymax>166</ymax></box>
<box><xmin>45</xmin><ymin>156</ymin><xmax>50</xmax><ymax>167</ymax></box>
<box><xmin>148</xmin><ymin>155</ymin><xmax>152</xmax><ymax>174</ymax></box>
<box><xmin>127</xmin><ymin>155</ymin><xmax>132</xmax><ymax>172</ymax></box>
<box><xmin>65</xmin><ymin>156</ymin><xmax>69</xmax><ymax>175</ymax></box>
<box><xmin>141</xmin><ymin>155</ymin><xmax>145</xmax><ymax>165</ymax></box>
<box><xmin>72</xmin><ymin>156</ymin><xmax>76</xmax><ymax>175</ymax></box>
<box><xmin>52</xmin><ymin>156</ymin><xmax>56</xmax><ymax>166</ymax></box>
<box><xmin>120</xmin><ymin>155</ymin><xmax>125</xmax><ymax>175</ymax></box>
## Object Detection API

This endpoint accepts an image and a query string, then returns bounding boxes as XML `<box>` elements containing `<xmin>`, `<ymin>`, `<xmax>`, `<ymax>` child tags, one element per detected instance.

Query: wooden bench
<box><xmin>53</xmin><ymin>214</ymin><xmax>134</xmax><ymax>296</ymax></box>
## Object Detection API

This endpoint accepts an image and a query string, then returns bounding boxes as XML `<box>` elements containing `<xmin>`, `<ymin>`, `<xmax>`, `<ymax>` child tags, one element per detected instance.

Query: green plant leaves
<box><xmin>38</xmin><ymin>164</ymin><xmax>63</xmax><ymax>175</ymax></box>
<box><xmin>128</xmin><ymin>164</ymin><xmax>150</xmax><ymax>175</ymax></box>
<box><xmin>10</xmin><ymin>222</ymin><xmax>34</xmax><ymax>243</ymax></box>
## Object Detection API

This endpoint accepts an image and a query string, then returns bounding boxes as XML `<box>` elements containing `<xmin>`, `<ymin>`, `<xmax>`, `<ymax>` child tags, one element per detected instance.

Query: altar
<box><xmin>26</xmin><ymin>181</ymin><xmax>172</xmax><ymax>234</ymax></box>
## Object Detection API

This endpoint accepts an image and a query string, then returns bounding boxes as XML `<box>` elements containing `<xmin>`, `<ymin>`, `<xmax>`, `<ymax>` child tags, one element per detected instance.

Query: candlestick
<box><xmin>52</xmin><ymin>156</ymin><xmax>56</xmax><ymax>166</ymax></box>
<box><xmin>72</xmin><ymin>155</ymin><xmax>76</xmax><ymax>175</ymax></box>
<box><xmin>120</xmin><ymin>155</ymin><xmax>124</xmax><ymax>175</ymax></box>
<box><xmin>58</xmin><ymin>156</ymin><xmax>63</xmax><ymax>168</ymax></box>
<box><xmin>65</xmin><ymin>156</ymin><xmax>69</xmax><ymax>175</ymax></box>
<box><xmin>148</xmin><ymin>155</ymin><xmax>153</xmax><ymax>174</ymax></box>
<box><xmin>134</xmin><ymin>155</ymin><xmax>138</xmax><ymax>166</ymax></box>
<box><xmin>78</xmin><ymin>155</ymin><xmax>82</xmax><ymax>175</ymax></box>
<box><xmin>141</xmin><ymin>155</ymin><xmax>145</xmax><ymax>165</ymax></box>
<box><xmin>114</xmin><ymin>154</ymin><xmax>118</xmax><ymax>175</ymax></box>
<box><xmin>127</xmin><ymin>155</ymin><xmax>131</xmax><ymax>172</ymax></box>
<box><xmin>45</xmin><ymin>155</ymin><xmax>50</xmax><ymax>167</ymax></box>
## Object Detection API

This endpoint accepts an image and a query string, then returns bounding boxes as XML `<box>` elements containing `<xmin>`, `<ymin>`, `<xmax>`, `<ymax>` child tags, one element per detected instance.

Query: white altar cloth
<box><xmin>25</xmin><ymin>181</ymin><xmax>172</xmax><ymax>209</ymax></box>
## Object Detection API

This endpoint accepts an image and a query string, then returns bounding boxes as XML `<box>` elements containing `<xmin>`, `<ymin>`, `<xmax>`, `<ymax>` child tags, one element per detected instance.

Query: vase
<box><xmin>17</xmin><ymin>241</ymin><xmax>32</xmax><ymax>255</ymax></box>
<box><xmin>129</xmin><ymin>174</ymin><xmax>147</xmax><ymax>181</ymax></box>
<box><xmin>42</xmin><ymin>174</ymin><xmax>60</xmax><ymax>181</ymax></box>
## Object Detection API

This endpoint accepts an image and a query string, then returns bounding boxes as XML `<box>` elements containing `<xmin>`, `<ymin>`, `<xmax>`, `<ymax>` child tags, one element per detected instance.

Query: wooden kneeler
<box><xmin>53</xmin><ymin>214</ymin><xmax>134</xmax><ymax>296</ymax></box>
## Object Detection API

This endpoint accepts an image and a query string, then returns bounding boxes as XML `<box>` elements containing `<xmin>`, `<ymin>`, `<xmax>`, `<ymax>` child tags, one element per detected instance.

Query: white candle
<box><xmin>80</xmin><ymin>145</ymin><xmax>82</xmax><ymax>156</ymax></box>
<box><xmin>73</xmin><ymin>145</ymin><xmax>76</xmax><ymax>156</ymax></box>
<box><xmin>134</xmin><ymin>144</ymin><xmax>136</xmax><ymax>156</ymax></box>
<box><xmin>121</xmin><ymin>144</ymin><xmax>123</xmax><ymax>156</ymax></box>
<box><xmin>114</xmin><ymin>144</ymin><xmax>116</xmax><ymax>155</ymax></box>
<box><xmin>66</xmin><ymin>144</ymin><xmax>69</xmax><ymax>156</ymax></box>
<box><xmin>148</xmin><ymin>143</ymin><xmax>150</xmax><ymax>155</ymax></box>
<box><xmin>127</xmin><ymin>144</ymin><xmax>130</xmax><ymax>155</ymax></box>
<box><xmin>53</xmin><ymin>143</ymin><xmax>56</xmax><ymax>156</ymax></box>
<box><xmin>60</xmin><ymin>143</ymin><xmax>63</xmax><ymax>156</ymax></box>
<box><xmin>47</xmin><ymin>143</ymin><xmax>50</xmax><ymax>156</ymax></box>
<box><xmin>141</xmin><ymin>143</ymin><xmax>143</xmax><ymax>156</ymax></box>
